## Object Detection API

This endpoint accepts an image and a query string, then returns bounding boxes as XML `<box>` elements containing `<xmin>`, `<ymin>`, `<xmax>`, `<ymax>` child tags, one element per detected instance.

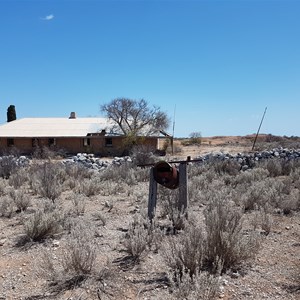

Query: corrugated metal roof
<box><xmin>0</xmin><ymin>118</ymin><xmax>116</xmax><ymax>137</ymax></box>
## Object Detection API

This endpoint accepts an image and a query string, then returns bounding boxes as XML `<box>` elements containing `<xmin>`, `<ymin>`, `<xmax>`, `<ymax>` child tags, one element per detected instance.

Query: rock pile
<box><xmin>0</xmin><ymin>155</ymin><xmax>30</xmax><ymax>167</ymax></box>
<box><xmin>62</xmin><ymin>148</ymin><xmax>300</xmax><ymax>172</ymax></box>
<box><xmin>195</xmin><ymin>147</ymin><xmax>300</xmax><ymax>170</ymax></box>
<box><xmin>62</xmin><ymin>153</ymin><xmax>132</xmax><ymax>171</ymax></box>
<box><xmin>1</xmin><ymin>148</ymin><xmax>299</xmax><ymax>173</ymax></box>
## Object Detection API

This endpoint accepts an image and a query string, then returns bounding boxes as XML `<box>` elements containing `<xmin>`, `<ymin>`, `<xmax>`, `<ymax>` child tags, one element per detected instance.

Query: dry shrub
<box><xmin>75</xmin><ymin>175</ymin><xmax>130</xmax><ymax>197</ymax></box>
<box><xmin>9</xmin><ymin>187</ymin><xmax>31</xmax><ymax>212</ymax></box>
<box><xmin>212</xmin><ymin>159</ymin><xmax>240</xmax><ymax>176</ymax></box>
<box><xmin>76</xmin><ymin>177</ymin><xmax>102</xmax><ymax>197</ymax></box>
<box><xmin>130</xmin><ymin>144</ymin><xmax>156</xmax><ymax>166</ymax></box>
<box><xmin>123</xmin><ymin>216</ymin><xmax>150</xmax><ymax>261</ymax></box>
<box><xmin>63</xmin><ymin>163</ymin><xmax>93</xmax><ymax>191</ymax></box>
<box><xmin>100</xmin><ymin>163</ymin><xmax>149</xmax><ymax>186</ymax></box>
<box><xmin>0</xmin><ymin>155</ymin><xmax>17</xmax><ymax>179</ymax></box>
<box><xmin>36</xmin><ymin>221</ymin><xmax>107</xmax><ymax>292</ymax></box>
<box><xmin>8</xmin><ymin>167</ymin><xmax>29</xmax><ymax>189</ymax></box>
<box><xmin>233</xmin><ymin>168</ymin><xmax>269</xmax><ymax>186</ymax></box>
<box><xmin>260</xmin><ymin>208</ymin><xmax>273</xmax><ymax>235</ymax></box>
<box><xmin>250</xmin><ymin>204</ymin><xmax>273</xmax><ymax>235</ymax></box>
<box><xmin>163</xmin><ymin>193</ymin><xmax>259</xmax><ymax>275</ymax></box>
<box><xmin>92</xmin><ymin>211</ymin><xmax>107</xmax><ymax>226</ymax></box>
<box><xmin>70</xmin><ymin>193</ymin><xmax>86</xmax><ymax>216</ymax></box>
<box><xmin>188</xmin><ymin>163</ymin><xmax>211</xmax><ymax>178</ymax></box>
<box><xmin>163</xmin><ymin>221</ymin><xmax>205</xmax><ymax>279</ymax></box>
<box><xmin>23</xmin><ymin>203</ymin><xmax>65</xmax><ymax>242</ymax></box>
<box><xmin>188</xmin><ymin>174</ymin><xmax>226</xmax><ymax>206</ymax></box>
<box><xmin>134</xmin><ymin>167</ymin><xmax>150</xmax><ymax>183</ymax></box>
<box><xmin>133</xmin><ymin>185</ymin><xmax>149</xmax><ymax>204</ymax></box>
<box><xmin>0</xmin><ymin>195</ymin><xmax>14</xmax><ymax>218</ymax></box>
<box><xmin>32</xmin><ymin>146</ymin><xmax>60</xmax><ymax>159</ymax></box>
<box><xmin>123</xmin><ymin>213</ymin><xmax>162</xmax><ymax>261</ymax></box>
<box><xmin>64</xmin><ymin>176</ymin><xmax>78</xmax><ymax>190</ymax></box>
<box><xmin>233</xmin><ymin>175</ymin><xmax>293</xmax><ymax>212</ymax></box>
<box><xmin>262</xmin><ymin>178</ymin><xmax>292</xmax><ymax>210</ymax></box>
<box><xmin>166</xmin><ymin>269</ymin><xmax>219</xmax><ymax>300</ymax></box>
<box><xmin>29</xmin><ymin>162</ymin><xmax>65</xmax><ymax>201</ymax></box>
<box><xmin>162</xmin><ymin>219</ymin><xmax>220</xmax><ymax>299</ymax></box>
<box><xmin>158</xmin><ymin>186</ymin><xmax>186</xmax><ymax>231</ymax></box>
<box><xmin>65</xmin><ymin>163</ymin><xmax>93</xmax><ymax>180</ymax></box>
<box><xmin>279</xmin><ymin>189</ymin><xmax>300</xmax><ymax>214</ymax></box>
<box><xmin>77</xmin><ymin>175</ymin><xmax>129</xmax><ymax>197</ymax></box>
<box><xmin>259</xmin><ymin>158</ymin><xmax>294</xmax><ymax>177</ymax></box>
<box><xmin>238</xmin><ymin>181</ymin><xmax>266</xmax><ymax>211</ymax></box>
<box><xmin>62</xmin><ymin>221</ymin><xmax>96</xmax><ymax>275</ymax></box>
<box><xmin>260</xmin><ymin>159</ymin><xmax>282</xmax><ymax>177</ymax></box>
<box><xmin>204</xmin><ymin>194</ymin><xmax>259</xmax><ymax>273</ymax></box>
<box><xmin>36</xmin><ymin>249</ymin><xmax>58</xmax><ymax>282</ymax></box>
<box><xmin>188</xmin><ymin>174</ymin><xmax>208</xmax><ymax>203</ymax></box>
<box><xmin>63</xmin><ymin>164</ymin><xmax>89</xmax><ymax>190</ymax></box>
<box><xmin>0</xmin><ymin>178</ymin><xmax>8</xmax><ymax>196</ymax></box>
<box><xmin>291</xmin><ymin>167</ymin><xmax>300</xmax><ymax>189</ymax></box>
<box><xmin>100</xmin><ymin>163</ymin><xmax>136</xmax><ymax>185</ymax></box>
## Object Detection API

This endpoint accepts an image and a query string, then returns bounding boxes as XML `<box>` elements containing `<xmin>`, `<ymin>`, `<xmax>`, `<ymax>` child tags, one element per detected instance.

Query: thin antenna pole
<box><xmin>171</xmin><ymin>105</ymin><xmax>176</xmax><ymax>155</ymax></box>
<box><xmin>252</xmin><ymin>107</ymin><xmax>267</xmax><ymax>151</ymax></box>
<box><xmin>172</xmin><ymin>105</ymin><xmax>176</xmax><ymax>136</ymax></box>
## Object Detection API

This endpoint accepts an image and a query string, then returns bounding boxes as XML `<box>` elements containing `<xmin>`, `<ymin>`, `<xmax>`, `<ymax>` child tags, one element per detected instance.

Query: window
<box><xmin>7</xmin><ymin>138</ymin><xmax>14</xmax><ymax>147</ymax></box>
<box><xmin>105</xmin><ymin>138</ymin><xmax>113</xmax><ymax>147</ymax></box>
<box><xmin>48</xmin><ymin>138</ymin><xmax>56</xmax><ymax>146</ymax></box>
<box><xmin>83</xmin><ymin>138</ymin><xmax>90</xmax><ymax>146</ymax></box>
<box><xmin>32</xmin><ymin>138</ymin><xmax>39</xmax><ymax>147</ymax></box>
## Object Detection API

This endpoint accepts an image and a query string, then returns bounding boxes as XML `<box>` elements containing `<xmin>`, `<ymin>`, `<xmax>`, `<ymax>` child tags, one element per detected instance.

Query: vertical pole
<box><xmin>178</xmin><ymin>162</ymin><xmax>188</xmax><ymax>212</ymax></box>
<box><xmin>252</xmin><ymin>107</ymin><xmax>267</xmax><ymax>151</ymax></box>
<box><xmin>148</xmin><ymin>167</ymin><xmax>157</xmax><ymax>220</ymax></box>
<box><xmin>172</xmin><ymin>104</ymin><xmax>176</xmax><ymax>155</ymax></box>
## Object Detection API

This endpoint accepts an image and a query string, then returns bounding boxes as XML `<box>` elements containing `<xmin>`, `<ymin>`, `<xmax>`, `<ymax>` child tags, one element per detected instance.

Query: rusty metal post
<box><xmin>148</xmin><ymin>167</ymin><xmax>157</xmax><ymax>220</ymax></box>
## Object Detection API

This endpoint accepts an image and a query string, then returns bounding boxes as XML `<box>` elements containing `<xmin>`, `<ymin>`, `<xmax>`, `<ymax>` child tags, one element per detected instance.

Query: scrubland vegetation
<box><xmin>0</xmin><ymin>142</ymin><xmax>299</xmax><ymax>299</ymax></box>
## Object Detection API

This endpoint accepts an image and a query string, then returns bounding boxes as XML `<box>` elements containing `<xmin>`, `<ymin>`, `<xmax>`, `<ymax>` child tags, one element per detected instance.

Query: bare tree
<box><xmin>189</xmin><ymin>132</ymin><xmax>202</xmax><ymax>145</ymax></box>
<box><xmin>101</xmin><ymin>98</ymin><xmax>169</xmax><ymax>136</ymax></box>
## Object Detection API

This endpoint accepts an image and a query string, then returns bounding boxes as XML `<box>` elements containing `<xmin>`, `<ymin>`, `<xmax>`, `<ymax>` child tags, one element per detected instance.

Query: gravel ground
<box><xmin>0</xmin><ymin>138</ymin><xmax>299</xmax><ymax>300</ymax></box>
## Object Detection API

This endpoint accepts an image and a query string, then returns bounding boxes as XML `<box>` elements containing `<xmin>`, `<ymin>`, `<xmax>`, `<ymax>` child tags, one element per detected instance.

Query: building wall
<box><xmin>0</xmin><ymin>136</ymin><xmax>159</xmax><ymax>156</ymax></box>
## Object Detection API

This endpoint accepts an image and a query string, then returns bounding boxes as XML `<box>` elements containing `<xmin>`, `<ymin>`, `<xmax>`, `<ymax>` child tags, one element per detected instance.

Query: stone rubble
<box><xmin>0</xmin><ymin>155</ymin><xmax>30</xmax><ymax>167</ymax></box>
<box><xmin>194</xmin><ymin>147</ymin><xmax>300</xmax><ymax>170</ymax></box>
<box><xmin>62</xmin><ymin>153</ymin><xmax>133</xmax><ymax>171</ymax></box>
<box><xmin>0</xmin><ymin>147</ymin><xmax>299</xmax><ymax>172</ymax></box>
<box><xmin>62</xmin><ymin>148</ymin><xmax>300</xmax><ymax>172</ymax></box>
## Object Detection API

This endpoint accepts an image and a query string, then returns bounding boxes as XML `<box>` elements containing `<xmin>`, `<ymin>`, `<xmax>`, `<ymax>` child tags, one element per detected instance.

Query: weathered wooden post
<box><xmin>148</xmin><ymin>168</ymin><xmax>157</xmax><ymax>220</ymax></box>
<box><xmin>178</xmin><ymin>161</ymin><xmax>188</xmax><ymax>212</ymax></box>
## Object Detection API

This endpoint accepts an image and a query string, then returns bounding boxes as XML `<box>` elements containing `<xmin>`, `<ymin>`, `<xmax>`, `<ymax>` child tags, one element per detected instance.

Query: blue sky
<box><xmin>0</xmin><ymin>0</ymin><xmax>299</xmax><ymax>137</ymax></box>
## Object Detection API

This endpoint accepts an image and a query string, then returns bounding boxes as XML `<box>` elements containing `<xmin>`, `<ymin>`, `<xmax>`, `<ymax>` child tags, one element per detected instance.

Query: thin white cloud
<box><xmin>41</xmin><ymin>14</ymin><xmax>54</xmax><ymax>21</ymax></box>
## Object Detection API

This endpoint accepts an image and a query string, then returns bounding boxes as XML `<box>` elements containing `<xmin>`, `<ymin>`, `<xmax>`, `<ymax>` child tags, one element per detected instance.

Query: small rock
<box><xmin>222</xmin><ymin>279</ymin><xmax>229</xmax><ymax>286</ymax></box>
<box><xmin>231</xmin><ymin>272</ymin><xmax>240</xmax><ymax>279</ymax></box>
<box><xmin>52</xmin><ymin>240</ymin><xmax>60</xmax><ymax>247</ymax></box>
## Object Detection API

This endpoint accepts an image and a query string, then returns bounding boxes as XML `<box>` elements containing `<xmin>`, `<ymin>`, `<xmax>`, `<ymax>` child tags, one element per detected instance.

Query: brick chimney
<box><xmin>69</xmin><ymin>112</ymin><xmax>76</xmax><ymax>119</ymax></box>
